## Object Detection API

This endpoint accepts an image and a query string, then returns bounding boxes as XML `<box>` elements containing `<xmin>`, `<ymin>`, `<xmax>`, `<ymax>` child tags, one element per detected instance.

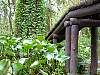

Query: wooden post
<box><xmin>90</xmin><ymin>27</ymin><xmax>98</xmax><ymax>75</ymax></box>
<box><xmin>53</xmin><ymin>34</ymin><xmax>58</xmax><ymax>44</ymax></box>
<box><xmin>64</xmin><ymin>21</ymin><xmax>71</xmax><ymax>74</ymax></box>
<box><xmin>70</xmin><ymin>18</ymin><xmax>78</xmax><ymax>75</ymax></box>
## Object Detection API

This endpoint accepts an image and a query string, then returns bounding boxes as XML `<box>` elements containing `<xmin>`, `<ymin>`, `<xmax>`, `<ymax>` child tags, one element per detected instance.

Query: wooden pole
<box><xmin>70</xmin><ymin>18</ymin><xmax>78</xmax><ymax>75</ymax></box>
<box><xmin>70</xmin><ymin>25</ymin><xmax>78</xmax><ymax>75</ymax></box>
<box><xmin>53</xmin><ymin>34</ymin><xmax>58</xmax><ymax>44</ymax></box>
<box><xmin>90</xmin><ymin>27</ymin><xmax>98</xmax><ymax>75</ymax></box>
<box><xmin>64</xmin><ymin>21</ymin><xmax>71</xmax><ymax>74</ymax></box>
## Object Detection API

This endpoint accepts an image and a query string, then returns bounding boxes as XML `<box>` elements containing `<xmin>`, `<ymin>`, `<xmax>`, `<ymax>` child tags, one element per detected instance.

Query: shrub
<box><xmin>0</xmin><ymin>35</ymin><xmax>68</xmax><ymax>75</ymax></box>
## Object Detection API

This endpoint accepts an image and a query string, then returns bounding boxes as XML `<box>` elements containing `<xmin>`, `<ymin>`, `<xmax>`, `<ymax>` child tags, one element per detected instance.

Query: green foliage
<box><xmin>78</xmin><ymin>35</ymin><xmax>90</xmax><ymax>62</ymax></box>
<box><xmin>0</xmin><ymin>59</ymin><xmax>11</xmax><ymax>75</ymax></box>
<box><xmin>0</xmin><ymin>0</ymin><xmax>10</xmax><ymax>35</ymax></box>
<box><xmin>77</xmin><ymin>32</ymin><xmax>91</xmax><ymax>74</ymax></box>
<box><xmin>15</xmin><ymin>0</ymin><xmax>47</xmax><ymax>37</ymax></box>
<box><xmin>0</xmin><ymin>35</ymin><xmax>68</xmax><ymax>75</ymax></box>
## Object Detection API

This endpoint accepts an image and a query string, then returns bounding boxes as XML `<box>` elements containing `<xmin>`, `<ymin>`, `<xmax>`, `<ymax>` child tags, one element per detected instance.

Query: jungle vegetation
<box><xmin>0</xmin><ymin>0</ymin><xmax>96</xmax><ymax>75</ymax></box>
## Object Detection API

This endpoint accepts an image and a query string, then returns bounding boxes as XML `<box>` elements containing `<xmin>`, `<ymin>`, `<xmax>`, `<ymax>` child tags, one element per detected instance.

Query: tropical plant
<box><xmin>0</xmin><ymin>35</ymin><xmax>68</xmax><ymax>75</ymax></box>
<box><xmin>77</xmin><ymin>29</ymin><xmax>91</xmax><ymax>74</ymax></box>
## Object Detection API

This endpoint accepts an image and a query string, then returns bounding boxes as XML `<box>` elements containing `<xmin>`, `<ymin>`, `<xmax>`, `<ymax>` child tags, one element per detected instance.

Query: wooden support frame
<box><xmin>64</xmin><ymin>21</ymin><xmax>71</xmax><ymax>74</ymax></box>
<box><xmin>70</xmin><ymin>19</ymin><xmax>100</xmax><ymax>28</ymax></box>
<box><xmin>46</xmin><ymin>3</ymin><xmax>100</xmax><ymax>40</ymax></box>
<box><xmin>70</xmin><ymin>18</ymin><xmax>79</xmax><ymax>75</ymax></box>
<box><xmin>70</xmin><ymin>25</ymin><xmax>78</xmax><ymax>75</ymax></box>
<box><xmin>47</xmin><ymin>18</ymin><xmax>100</xmax><ymax>42</ymax></box>
<box><xmin>46</xmin><ymin>2</ymin><xmax>100</xmax><ymax>75</ymax></box>
<box><xmin>90</xmin><ymin>27</ymin><xmax>98</xmax><ymax>75</ymax></box>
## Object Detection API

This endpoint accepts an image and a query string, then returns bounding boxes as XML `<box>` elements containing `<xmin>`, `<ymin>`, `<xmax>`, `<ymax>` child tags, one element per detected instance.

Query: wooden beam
<box><xmin>46</xmin><ymin>3</ymin><xmax>100</xmax><ymax>40</ymax></box>
<box><xmin>70</xmin><ymin>18</ymin><xmax>100</xmax><ymax>28</ymax></box>
<box><xmin>64</xmin><ymin>21</ymin><xmax>71</xmax><ymax>74</ymax></box>
<box><xmin>90</xmin><ymin>27</ymin><xmax>98</xmax><ymax>75</ymax></box>
<box><xmin>47</xmin><ymin>18</ymin><xmax>100</xmax><ymax>42</ymax></box>
<box><xmin>67</xmin><ymin>3</ymin><xmax>100</xmax><ymax>19</ymax></box>
<box><xmin>70</xmin><ymin>24</ymin><xmax>78</xmax><ymax>75</ymax></box>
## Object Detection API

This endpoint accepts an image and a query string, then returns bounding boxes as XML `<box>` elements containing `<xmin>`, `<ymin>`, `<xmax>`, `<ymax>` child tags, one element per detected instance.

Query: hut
<box><xmin>46</xmin><ymin>0</ymin><xmax>100</xmax><ymax>75</ymax></box>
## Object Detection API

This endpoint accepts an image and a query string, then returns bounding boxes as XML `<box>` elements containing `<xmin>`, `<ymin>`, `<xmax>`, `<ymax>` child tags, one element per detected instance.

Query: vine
<box><xmin>15</xmin><ymin>0</ymin><xmax>47</xmax><ymax>37</ymax></box>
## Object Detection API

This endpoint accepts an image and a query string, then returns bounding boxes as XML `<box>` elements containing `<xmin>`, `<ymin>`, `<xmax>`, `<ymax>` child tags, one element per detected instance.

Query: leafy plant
<box><xmin>15</xmin><ymin>0</ymin><xmax>47</xmax><ymax>37</ymax></box>
<box><xmin>0</xmin><ymin>35</ymin><xmax>68</xmax><ymax>75</ymax></box>
<box><xmin>78</xmin><ymin>33</ymin><xmax>91</xmax><ymax>74</ymax></box>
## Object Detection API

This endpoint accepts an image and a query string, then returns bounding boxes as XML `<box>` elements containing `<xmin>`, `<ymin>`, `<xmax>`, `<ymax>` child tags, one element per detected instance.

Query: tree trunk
<box><xmin>2</xmin><ymin>1</ymin><xmax>8</xmax><ymax>35</ymax></box>
<box><xmin>8</xmin><ymin>0</ymin><xmax>13</xmax><ymax>35</ymax></box>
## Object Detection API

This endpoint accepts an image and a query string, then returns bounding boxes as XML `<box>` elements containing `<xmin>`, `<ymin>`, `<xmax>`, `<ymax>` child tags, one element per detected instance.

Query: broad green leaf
<box><xmin>22</xmin><ymin>44</ymin><xmax>33</xmax><ymax>53</ymax></box>
<box><xmin>12</xmin><ymin>63</ymin><xmax>23</xmax><ymax>75</ymax></box>
<box><xmin>0</xmin><ymin>59</ymin><xmax>7</xmax><ymax>71</ymax></box>
<box><xmin>47</xmin><ymin>45</ymin><xmax>55</xmax><ymax>52</ymax></box>
<box><xmin>36</xmin><ymin>44</ymin><xmax>44</xmax><ymax>50</ymax></box>
<box><xmin>0</xmin><ymin>71</ymin><xmax>3</xmax><ymax>75</ymax></box>
<box><xmin>4</xmin><ymin>50</ymin><xmax>15</xmax><ymax>57</ymax></box>
<box><xmin>36</xmin><ymin>36</ymin><xmax>44</xmax><ymax>41</ymax></box>
<box><xmin>40</xmin><ymin>69</ymin><xmax>48</xmax><ymax>75</ymax></box>
<box><xmin>0</xmin><ymin>59</ymin><xmax>11</xmax><ymax>75</ymax></box>
<box><xmin>30</xmin><ymin>61</ymin><xmax>39</xmax><ymax>68</ymax></box>
<box><xmin>3</xmin><ymin>60</ymin><xmax>11</xmax><ymax>75</ymax></box>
